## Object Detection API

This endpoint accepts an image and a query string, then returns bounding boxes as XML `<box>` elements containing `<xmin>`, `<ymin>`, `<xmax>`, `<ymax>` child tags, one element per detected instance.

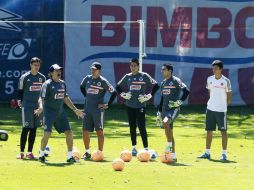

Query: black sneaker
<box><xmin>39</xmin><ymin>156</ymin><xmax>47</xmax><ymax>163</ymax></box>
<box><xmin>67</xmin><ymin>156</ymin><xmax>76</xmax><ymax>163</ymax></box>
<box><xmin>83</xmin><ymin>152</ymin><xmax>91</xmax><ymax>160</ymax></box>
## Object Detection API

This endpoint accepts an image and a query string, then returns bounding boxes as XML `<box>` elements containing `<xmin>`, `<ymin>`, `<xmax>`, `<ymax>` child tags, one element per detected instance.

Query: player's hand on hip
<box><xmin>138</xmin><ymin>93</ymin><xmax>152</xmax><ymax>103</ymax></box>
<box><xmin>120</xmin><ymin>92</ymin><xmax>132</xmax><ymax>100</ymax></box>
<box><xmin>98</xmin><ymin>104</ymin><xmax>108</xmax><ymax>110</ymax></box>
<box><xmin>34</xmin><ymin>108</ymin><xmax>43</xmax><ymax>117</ymax></box>
<box><xmin>74</xmin><ymin>109</ymin><xmax>85</xmax><ymax>119</ymax></box>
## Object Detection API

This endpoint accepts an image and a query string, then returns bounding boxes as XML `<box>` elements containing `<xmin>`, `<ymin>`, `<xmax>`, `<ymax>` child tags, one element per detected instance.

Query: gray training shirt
<box><xmin>160</xmin><ymin>76</ymin><xmax>186</xmax><ymax>111</ymax></box>
<box><xmin>18</xmin><ymin>71</ymin><xmax>46</xmax><ymax>108</ymax></box>
<box><xmin>117</xmin><ymin>72</ymin><xmax>157</xmax><ymax>109</ymax></box>
<box><xmin>80</xmin><ymin>75</ymin><xmax>114</xmax><ymax>112</ymax></box>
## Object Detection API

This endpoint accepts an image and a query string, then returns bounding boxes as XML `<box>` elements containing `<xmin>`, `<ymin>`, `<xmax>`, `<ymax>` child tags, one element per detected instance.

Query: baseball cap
<box><xmin>49</xmin><ymin>64</ymin><xmax>63</xmax><ymax>72</ymax></box>
<box><xmin>90</xmin><ymin>62</ymin><xmax>102</xmax><ymax>70</ymax></box>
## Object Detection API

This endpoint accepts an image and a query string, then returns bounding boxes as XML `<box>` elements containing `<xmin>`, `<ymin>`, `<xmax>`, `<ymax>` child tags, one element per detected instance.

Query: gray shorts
<box><xmin>83</xmin><ymin>110</ymin><xmax>104</xmax><ymax>132</ymax></box>
<box><xmin>206</xmin><ymin>109</ymin><xmax>227</xmax><ymax>131</ymax></box>
<box><xmin>21</xmin><ymin>107</ymin><xmax>42</xmax><ymax>128</ymax></box>
<box><xmin>161</xmin><ymin>108</ymin><xmax>180</xmax><ymax>128</ymax></box>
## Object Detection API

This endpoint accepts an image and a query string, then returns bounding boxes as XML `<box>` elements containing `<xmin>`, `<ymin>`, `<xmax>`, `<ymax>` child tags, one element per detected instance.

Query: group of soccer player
<box><xmin>17</xmin><ymin>57</ymin><xmax>231</xmax><ymax>163</ymax></box>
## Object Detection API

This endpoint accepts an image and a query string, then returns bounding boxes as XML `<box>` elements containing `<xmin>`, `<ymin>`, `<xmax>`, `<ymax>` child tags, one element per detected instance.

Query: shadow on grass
<box><xmin>83</xmin><ymin>159</ymin><xmax>112</xmax><ymax>163</ymax></box>
<box><xmin>41</xmin><ymin>162</ymin><xmax>74</xmax><ymax>167</ymax></box>
<box><xmin>162</xmin><ymin>162</ymin><xmax>192</xmax><ymax>167</ymax></box>
<box><xmin>209</xmin><ymin>159</ymin><xmax>237</xmax><ymax>164</ymax></box>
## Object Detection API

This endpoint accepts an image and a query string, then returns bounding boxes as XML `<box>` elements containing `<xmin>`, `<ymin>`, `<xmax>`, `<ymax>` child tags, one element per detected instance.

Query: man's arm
<box><xmin>227</xmin><ymin>91</ymin><xmax>232</xmax><ymax>105</ymax></box>
<box><xmin>64</xmin><ymin>96</ymin><xmax>84</xmax><ymax>119</ymax></box>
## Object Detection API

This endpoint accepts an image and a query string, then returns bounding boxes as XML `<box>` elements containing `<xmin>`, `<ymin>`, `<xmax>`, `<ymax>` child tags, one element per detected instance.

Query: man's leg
<box><xmin>39</xmin><ymin>131</ymin><xmax>51</xmax><ymax>162</ymax></box>
<box><xmin>17</xmin><ymin>128</ymin><xmax>29</xmax><ymax>159</ymax></box>
<box><xmin>65</xmin><ymin>130</ymin><xmax>73</xmax><ymax>152</ymax></box>
<box><xmin>137</xmin><ymin>108</ymin><xmax>148</xmax><ymax>149</ymax></box>
<box><xmin>27</xmin><ymin>127</ymin><xmax>37</xmax><ymax>153</ymax></box>
<box><xmin>96</xmin><ymin>130</ymin><xmax>104</xmax><ymax>151</ymax></box>
<box><xmin>83</xmin><ymin>130</ymin><xmax>90</xmax><ymax>150</ymax></box>
<box><xmin>221</xmin><ymin>130</ymin><xmax>228</xmax><ymax>151</ymax></box>
<box><xmin>164</xmin><ymin>121</ymin><xmax>173</xmax><ymax>153</ymax></box>
<box><xmin>127</xmin><ymin>107</ymin><xmax>137</xmax><ymax>146</ymax></box>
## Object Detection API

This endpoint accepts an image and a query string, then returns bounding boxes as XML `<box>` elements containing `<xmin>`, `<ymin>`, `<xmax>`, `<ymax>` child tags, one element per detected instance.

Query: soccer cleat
<box><xmin>173</xmin><ymin>158</ymin><xmax>177</xmax><ymax>162</ymax></box>
<box><xmin>26</xmin><ymin>153</ymin><xmax>38</xmax><ymax>160</ymax></box>
<box><xmin>220</xmin><ymin>154</ymin><xmax>227</xmax><ymax>161</ymax></box>
<box><xmin>165</xmin><ymin>146</ymin><xmax>172</xmax><ymax>153</ymax></box>
<box><xmin>197</xmin><ymin>153</ymin><xmax>211</xmax><ymax>159</ymax></box>
<box><xmin>17</xmin><ymin>153</ymin><xmax>25</xmax><ymax>159</ymax></box>
<box><xmin>67</xmin><ymin>157</ymin><xmax>76</xmax><ymax>163</ymax></box>
<box><xmin>83</xmin><ymin>152</ymin><xmax>91</xmax><ymax>160</ymax></box>
<box><xmin>132</xmin><ymin>148</ymin><xmax>137</xmax><ymax>156</ymax></box>
<box><xmin>39</xmin><ymin>156</ymin><xmax>47</xmax><ymax>163</ymax></box>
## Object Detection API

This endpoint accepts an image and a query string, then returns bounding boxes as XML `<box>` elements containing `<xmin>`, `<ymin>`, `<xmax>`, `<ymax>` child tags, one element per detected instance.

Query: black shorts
<box><xmin>83</xmin><ymin>110</ymin><xmax>104</xmax><ymax>132</ymax></box>
<box><xmin>206</xmin><ymin>109</ymin><xmax>227</xmax><ymax>131</ymax></box>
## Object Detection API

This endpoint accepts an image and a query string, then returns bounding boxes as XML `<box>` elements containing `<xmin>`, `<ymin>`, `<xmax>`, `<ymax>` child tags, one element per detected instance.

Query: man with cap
<box><xmin>158</xmin><ymin>64</ymin><xmax>189</xmax><ymax>161</ymax></box>
<box><xmin>116</xmin><ymin>58</ymin><xmax>159</xmax><ymax>156</ymax></box>
<box><xmin>38</xmin><ymin>64</ymin><xmax>84</xmax><ymax>163</ymax></box>
<box><xmin>17</xmin><ymin>57</ymin><xmax>46</xmax><ymax>159</ymax></box>
<box><xmin>80</xmin><ymin>62</ymin><xmax>117</xmax><ymax>159</ymax></box>
<box><xmin>198</xmin><ymin>60</ymin><xmax>232</xmax><ymax>161</ymax></box>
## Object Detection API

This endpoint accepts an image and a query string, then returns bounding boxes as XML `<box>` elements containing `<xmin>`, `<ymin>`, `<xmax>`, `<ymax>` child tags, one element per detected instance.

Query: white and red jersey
<box><xmin>206</xmin><ymin>75</ymin><xmax>232</xmax><ymax>112</ymax></box>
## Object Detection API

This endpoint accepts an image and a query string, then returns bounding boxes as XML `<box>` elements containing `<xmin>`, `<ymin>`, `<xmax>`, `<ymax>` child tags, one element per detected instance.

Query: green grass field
<box><xmin>0</xmin><ymin>104</ymin><xmax>254</xmax><ymax>190</ymax></box>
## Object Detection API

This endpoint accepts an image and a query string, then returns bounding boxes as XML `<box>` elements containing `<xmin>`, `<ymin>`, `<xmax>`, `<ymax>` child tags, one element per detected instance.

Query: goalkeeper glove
<box><xmin>138</xmin><ymin>93</ymin><xmax>152</xmax><ymax>103</ymax></box>
<box><xmin>120</xmin><ymin>92</ymin><xmax>132</xmax><ymax>100</ymax></box>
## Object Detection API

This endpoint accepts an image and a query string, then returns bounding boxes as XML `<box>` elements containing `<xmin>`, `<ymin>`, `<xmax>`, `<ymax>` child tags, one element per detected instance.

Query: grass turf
<box><xmin>0</xmin><ymin>104</ymin><xmax>254</xmax><ymax>190</ymax></box>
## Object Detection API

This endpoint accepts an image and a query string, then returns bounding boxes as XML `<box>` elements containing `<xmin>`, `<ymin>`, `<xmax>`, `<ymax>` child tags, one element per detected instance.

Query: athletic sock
<box><xmin>167</xmin><ymin>142</ymin><xmax>172</xmax><ymax>147</ymax></box>
<box><xmin>39</xmin><ymin>150</ymin><xmax>45</xmax><ymax>157</ymax></box>
<box><xmin>205</xmin><ymin>149</ymin><xmax>210</xmax><ymax>154</ymax></box>
<box><xmin>132</xmin><ymin>145</ymin><xmax>136</xmax><ymax>149</ymax></box>
<box><xmin>86</xmin><ymin>149</ymin><xmax>91</xmax><ymax>154</ymax></box>
<box><xmin>172</xmin><ymin>153</ymin><xmax>177</xmax><ymax>159</ymax></box>
<box><xmin>222</xmin><ymin>150</ymin><xmax>227</xmax><ymax>155</ymax></box>
<box><xmin>67</xmin><ymin>151</ymin><xmax>73</xmax><ymax>159</ymax></box>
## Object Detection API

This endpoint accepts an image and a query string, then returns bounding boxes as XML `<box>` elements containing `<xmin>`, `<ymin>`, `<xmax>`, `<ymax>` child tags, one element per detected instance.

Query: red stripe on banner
<box><xmin>238</xmin><ymin>67</ymin><xmax>254</xmax><ymax>105</ymax></box>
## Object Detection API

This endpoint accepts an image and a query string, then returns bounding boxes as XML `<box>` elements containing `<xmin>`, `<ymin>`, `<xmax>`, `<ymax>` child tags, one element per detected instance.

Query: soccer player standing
<box><xmin>158</xmin><ymin>64</ymin><xmax>189</xmax><ymax>161</ymax></box>
<box><xmin>116</xmin><ymin>58</ymin><xmax>159</xmax><ymax>156</ymax></box>
<box><xmin>80</xmin><ymin>62</ymin><xmax>117</xmax><ymax>159</ymax></box>
<box><xmin>17</xmin><ymin>57</ymin><xmax>46</xmax><ymax>159</ymax></box>
<box><xmin>38</xmin><ymin>64</ymin><xmax>84</xmax><ymax>163</ymax></box>
<box><xmin>198</xmin><ymin>60</ymin><xmax>232</xmax><ymax>161</ymax></box>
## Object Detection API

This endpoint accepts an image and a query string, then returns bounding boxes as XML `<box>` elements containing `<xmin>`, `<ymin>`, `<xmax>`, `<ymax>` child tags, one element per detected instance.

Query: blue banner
<box><xmin>0</xmin><ymin>0</ymin><xmax>64</xmax><ymax>102</ymax></box>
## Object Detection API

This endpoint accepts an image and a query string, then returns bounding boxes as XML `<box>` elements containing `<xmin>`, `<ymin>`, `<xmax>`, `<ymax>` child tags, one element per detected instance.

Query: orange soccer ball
<box><xmin>112</xmin><ymin>158</ymin><xmax>125</xmax><ymax>171</ymax></box>
<box><xmin>92</xmin><ymin>150</ymin><xmax>104</xmax><ymax>162</ymax></box>
<box><xmin>72</xmin><ymin>149</ymin><xmax>81</xmax><ymax>161</ymax></box>
<box><xmin>120</xmin><ymin>150</ymin><xmax>132</xmax><ymax>162</ymax></box>
<box><xmin>160</xmin><ymin>152</ymin><xmax>174</xmax><ymax>164</ymax></box>
<box><xmin>137</xmin><ymin>149</ymin><xmax>150</xmax><ymax>162</ymax></box>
